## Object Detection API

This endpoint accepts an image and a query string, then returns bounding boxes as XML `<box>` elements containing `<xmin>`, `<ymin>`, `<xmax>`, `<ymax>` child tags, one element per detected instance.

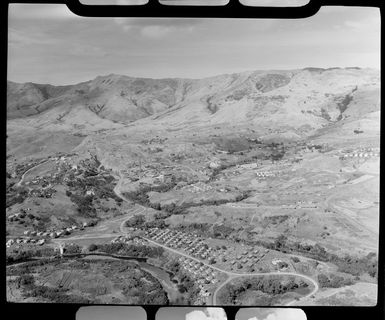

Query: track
<box><xmin>16</xmin><ymin>159</ymin><xmax>51</xmax><ymax>187</ymax></box>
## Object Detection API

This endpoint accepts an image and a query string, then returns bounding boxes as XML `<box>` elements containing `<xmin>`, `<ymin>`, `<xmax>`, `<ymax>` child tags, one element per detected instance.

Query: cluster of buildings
<box><xmin>340</xmin><ymin>148</ymin><xmax>380</xmax><ymax>159</ymax></box>
<box><xmin>238</xmin><ymin>162</ymin><xmax>261</xmax><ymax>170</ymax></box>
<box><xmin>271</xmin><ymin>258</ymin><xmax>289</xmax><ymax>270</ymax></box>
<box><xmin>141</xmin><ymin>137</ymin><xmax>168</xmax><ymax>145</ymax></box>
<box><xmin>281</xmin><ymin>200</ymin><xmax>318</xmax><ymax>210</ymax></box>
<box><xmin>182</xmin><ymin>182</ymin><xmax>212</xmax><ymax>193</ymax></box>
<box><xmin>23</xmin><ymin>157</ymin><xmax>73</xmax><ymax>189</ymax></box>
<box><xmin>28</xmin><ymin>187</ymin><xmax>56</xmax><ymax>198</ymax></box>
<box><xmin>111</xmin><ymin>235</ymin><xmax>148</xmax><ymax>246</ymax></box>
<box><xmin>6</xmin><ymin>221</ymin><xmax>92</xmax><ymax>248</ymax></box>
<box><xmin>255</xmin><ymin>171</ymin><xmax>276</xmax><ymax>178</ymax></box>
<box><xmin>215</xmin><ymin>246</ymin><xmax>270</xmax><ymax>272</ymax></box>
<box><xmin>177</xmin><ymin>256</ymin><xmax>218</xmax><ymax>299</ymax></box>
<box><xmin>122</xmin><ymin>164</ymin><xmax>173</xmax><ymax>184</ymax></box>
<box><xmin>6</xmin><ymin>237</ymin><xmax>46</xmax><ymax>247</ymax></box>
<box><xmin>144</xmin><ymin>228</ymin><xmax>278</xmax><ymax>274</ymax></box>
<box><xmin>13</xmin><ymin>159</ymin><xmax>46</xmax><ymax>178</ymax></box>
<box><xmin>144</xmin><ymin>228</ymin><xmax>214</xmax><ymax>260</ymax></box>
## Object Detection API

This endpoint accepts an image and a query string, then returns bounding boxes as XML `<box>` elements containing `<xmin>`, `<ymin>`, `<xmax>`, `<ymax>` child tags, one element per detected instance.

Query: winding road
<box><xmin>16</xmin><ymin>159</ymin><xmax>51</xmax><ymax>187</ymax></box>
<box><xmin>48</xmin><ymin>170</ymin><xmax>321</xmax><ymax>306</ymax></box>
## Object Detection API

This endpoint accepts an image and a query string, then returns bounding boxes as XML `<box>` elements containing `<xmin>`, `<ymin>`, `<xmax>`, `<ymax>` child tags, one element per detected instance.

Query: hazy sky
<box><xmin>76</xmin><ymin>306</ymin><xmax>146</xmax><ymax>320</ymax></box>
<box><xmin>8</xmin><ymin>4</ymin><xmax>380</xmax><ymax>85</ymax></box>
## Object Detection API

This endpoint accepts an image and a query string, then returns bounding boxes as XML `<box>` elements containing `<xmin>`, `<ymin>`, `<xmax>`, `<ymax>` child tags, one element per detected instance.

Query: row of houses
<box><xmin>255</xmin><ymin>171</ymin><xmax>276</xmax><ymax>178</ymax></box>
<box><xmin>340</xmin><ymin>151</ymin><xmax>379</xmax><ymax>159</ymax></box>
<box><xmin>211</xmin><ymin>246</ymin><xmax>270</xmax><ymax>272</ymax></box>
<box><xmin>145</xmin><ymin>227</ymin><xmax>274</xmax><ymax>273</ymax></box>
<box><xmin>6</xmin><ymin>221</ymin><xmax>92</xmax><ymax>248</ymax></box>
<box><xmin>145</xmin><ymin>228</ymin><xmax>213</xmax><ymax>260</ymax></box>
<box><xmin>6</xmin><ymin>238</ymin><xmax>46</xmax><ymax>247</ymax></box>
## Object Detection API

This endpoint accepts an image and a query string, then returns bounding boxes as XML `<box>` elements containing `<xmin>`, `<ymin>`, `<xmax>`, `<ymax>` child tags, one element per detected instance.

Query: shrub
<box><xmin>88</xmin><ymin>244</ymin><xmax>98</xmax><ymax>252</ymax></box>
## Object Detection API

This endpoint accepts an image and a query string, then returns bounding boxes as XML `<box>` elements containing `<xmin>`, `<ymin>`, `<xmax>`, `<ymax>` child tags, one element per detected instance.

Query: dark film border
<box><xmin>1</xmin><ymin>1</ymin><xmax>383</xmax><ymax>320</ymax></box>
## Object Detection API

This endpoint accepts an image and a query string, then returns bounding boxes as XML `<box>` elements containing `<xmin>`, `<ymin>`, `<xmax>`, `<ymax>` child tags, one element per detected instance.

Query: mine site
<box><xmin>6</xmin><ymin>4</ymin><xmax>380</xmax><ymax>307</ymax></box>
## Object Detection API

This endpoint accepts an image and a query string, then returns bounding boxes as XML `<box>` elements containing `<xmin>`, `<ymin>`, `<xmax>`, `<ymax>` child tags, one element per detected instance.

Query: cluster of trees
<box><xmin>143</xmin><ymin>219</ymin><xmax>167</xmax><ymax>229</ymax></box>
<box><xmin>219</xmin><ymin>276</ymin><xmax>308</xmax><ymax>305</ymax></box>
<box><xmin>123</xmin><ymin>180</ymin><xmax>178</xmax><ymax>207</ymax></box>
<box><xmin>119</xmin><ymin>269</ymin><xmax>169</xmax><ymax>304</ymax></box>
<box><xmin>6</xmin><ymin>187</ymin><xmax>29</xmax><ymax>208</ymax></box>
<box><xmin>6</xmin><ymin>247</ymin><xmax>58</xmax><ymax>264</ymax></box>
<box><xmin>67</xmin><ymin>171</ymin><xmax>121</xmax><ymax>204</ymax></box>
<box><xmin>162</xmin><ymin>258</ymin><xmax>200</xmax><ymax>303</ymax></box>
<box><xmin>6</xmin><ymin>250</ymin><xmax>34</xmax><ymax>264</ymax></box>
<box><xmin>69</xmin><ymin>193</ymin><xmax>97</xmax><ymax>218</ymax></box>
<box><xmin>97</xmin><ymin>243</ymin><xmax>164</xmax><ymax>258</ymax></box>
<box><xmin>27</xmin><ymin>282</ymin><xmax>91</xmax><ymax>303</ymax></box>
<box><xmin>175</xmin><ymin>223</ymin><xmax>211</xmax><ymax>235</ymax></box>
<box><xmin>124</xmin><ymin>214</ymin><xmax>145</xmax><ymax>228</ymax></box>
<box><xmin>264</xmin><ymin>235</ymin><xmax>378</xmax><ymax>278</ymax></box>
<box><xmin>213</xmin><ymin>224</ymin><xmax>234</xmax><ymax>238</ymax></box>
<box><xmin>7</xmin><ymin>258</ymin><xmax>56</xmax><ymax>276</ymax></box>
<box><xmin>317</xmin><ymin>273</ymin><xmax>354</xmax><ymax>288</ymax></box>
<box><xmin>64</xmin><ymin>244</ymin><xmax>82</xmax><ymax>254</ymax></box>
<box><xmin>161</xmin><ymin>192</ymin><xmax>250</xmax><ymax>216</ymax></box>
<box><xmin>10</xmin><ymin>272</ymin><xmax>90</xmax><ymax>303</ymax></box>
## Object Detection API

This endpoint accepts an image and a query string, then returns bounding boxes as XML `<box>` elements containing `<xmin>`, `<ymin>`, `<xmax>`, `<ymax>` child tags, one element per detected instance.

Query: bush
<box><xmin>88</xmin><ymin>244</ymin><xmax>98</xmax><ymax>252</ymax></box>
<box><xmin>125</xmin><ymin>215</ymin><xmax>145</xmax><ymax>228</ymax></box>
<box><xmin>17</xmin><ymin>274</ymin><xmax>34</xmax><ymax>287</ymax></box>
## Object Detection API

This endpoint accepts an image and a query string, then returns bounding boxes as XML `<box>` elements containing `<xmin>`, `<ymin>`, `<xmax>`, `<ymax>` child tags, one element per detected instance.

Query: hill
<box><xmin>7</xmin><ymin>68</ymin><xmax>379</xmax><ymax>132</ymax></box>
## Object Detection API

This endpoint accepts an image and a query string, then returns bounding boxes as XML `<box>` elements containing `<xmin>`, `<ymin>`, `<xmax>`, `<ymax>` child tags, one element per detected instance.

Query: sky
<box><xmin>157</xmin><ymin>307</ymin><xmax>227</xmax><ymax>320</ymax></box>
<box><xmin>76</xmin><ymin>306</ymin><xmax>146</xmax><ymax>320</ymax></box>
<box><xmin>8</xmin><ymin>4</ymin><xmax>380</xmax><ymax>85</ymax></box>
<box><xmin>236</xmin><ymin>308</ymin><xmax>307</xmax><ymax>320</ymax></box>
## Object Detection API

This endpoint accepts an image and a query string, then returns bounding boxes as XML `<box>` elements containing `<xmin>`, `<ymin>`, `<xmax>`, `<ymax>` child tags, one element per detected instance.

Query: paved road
<box><xmin>210</xmin><ymin>269</ymin><xmax>318</xmax><ymax>306</ymax></box>
<box><xmin>133</xmin><ymin>229</ymin><xmax>319</xmax><ymax>306</ymax></box>
<box><xmin>56</xmin><ymin>172</ymin><xmax>320</xmax><ymax>306</ymax></box>
<box><xmin>113</xmin><ymin>174</ymin><xmax>320</xmax><ymax>306</ymax></box>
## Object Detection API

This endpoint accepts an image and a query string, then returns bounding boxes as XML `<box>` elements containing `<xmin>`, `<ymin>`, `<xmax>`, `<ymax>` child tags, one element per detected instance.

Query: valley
<box><xmin>6</xmin><ymin>67</ymin><xmax>380</xmax><ymax>306</ymax></box>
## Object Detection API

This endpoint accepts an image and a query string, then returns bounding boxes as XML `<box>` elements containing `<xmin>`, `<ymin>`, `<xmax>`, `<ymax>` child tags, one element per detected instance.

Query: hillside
<box><xmin>7</xmin><ymin>67</ymin><xmax>379</xmax><ymax>133</ymax></box>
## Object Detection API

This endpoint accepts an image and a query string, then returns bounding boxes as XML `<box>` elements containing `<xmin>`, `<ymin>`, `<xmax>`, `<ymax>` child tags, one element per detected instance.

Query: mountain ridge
<box><xmin>7</xmin><ymin>67</ymin><xmax>380</xmax><ymax>137</ymax></box>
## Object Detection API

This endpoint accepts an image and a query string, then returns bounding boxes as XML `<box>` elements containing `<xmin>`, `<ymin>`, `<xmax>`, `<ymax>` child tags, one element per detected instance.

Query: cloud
<box><xmin>263</xmin><ymin>309</ymin><xmax>307</xmax><ymax>320</ymax></box>
<box><xmin>206</xmin><ymin>308</ymin><xmax>227</xmax><ymax>320</ymax></box>
<box><xmin>113</xmin><ymin>18</ymin><xmax>199</xmax><ymax>36</ymax></box>
<box><xmin>186</xmin><ymin>308</ymin><xmax>227</xmax><ymax>320</ymax></box>
<box><xmin>69</xmin><ymin>45</ymin><xmax>109</xmax><ymax>57</ymax></box>
<box><xmin>8</xmin><ymin>28</ymin><xmax>56</xmax><ymax>47</ymax></box>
